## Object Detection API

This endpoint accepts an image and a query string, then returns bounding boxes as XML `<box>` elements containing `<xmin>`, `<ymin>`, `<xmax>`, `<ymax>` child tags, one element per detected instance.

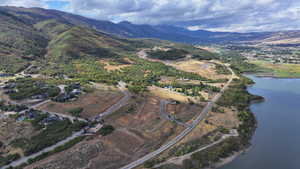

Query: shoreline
<box><xmin>245</xmin><ymin>72</ymin><xmax>300</xmax><ymax>79</ymax></box>
<box><xmin>208</xmin><ymin>149</ymin><xmax>247</xmax><ymax>169</ymax></box>
<box><xmin>209</xmin><ymin>75</ymin><xmax>264</xmax><ymax>169</ymax></box>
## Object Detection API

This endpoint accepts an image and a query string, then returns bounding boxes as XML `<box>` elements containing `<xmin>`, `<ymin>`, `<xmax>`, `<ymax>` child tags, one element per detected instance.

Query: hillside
<box><xmin>257</xmin><ymin>31</ymin><xmax>300</xmax><ymax>45</ymax></box>
<box><xmin>0</xmin><ymin>7</ymin><xmax>152</xmax><ymax>73</ymax></box>
<box><xmin>45</xmin><ymin>26</ymin><xmax>148</xmax><ymax>62</ymax></box>
<box><xmin>0</xmin><ymin>10</ymin><xmax>48</xmax><ymax>73</ymax></box>
<box><xmin>0</xmin><ymin>6</ymin><xmax>276</xmax><ymax>45</ymax></box>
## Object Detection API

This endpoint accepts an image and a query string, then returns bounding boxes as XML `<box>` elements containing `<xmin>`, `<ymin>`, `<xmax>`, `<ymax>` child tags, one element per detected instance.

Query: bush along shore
<box><xmin>156</xmin><ymin>76</ymin><xmax>264</xmax><ymax>169</ymax></box>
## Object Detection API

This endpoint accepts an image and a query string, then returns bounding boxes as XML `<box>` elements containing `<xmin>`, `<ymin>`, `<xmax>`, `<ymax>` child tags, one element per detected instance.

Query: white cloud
<box><xmin>255</xmin><ymin>0</ymin><xmax>274</xmax><ymax>5</ymax></box>
<box><xmin>1</xmin><ymin>0</ymin><xmax>300</xmax><ymax>32</ymax></box>
<box><xmin>1</xmin><ymin>0</ymin><xmax>47</xmax><ymax>8</ymax></box>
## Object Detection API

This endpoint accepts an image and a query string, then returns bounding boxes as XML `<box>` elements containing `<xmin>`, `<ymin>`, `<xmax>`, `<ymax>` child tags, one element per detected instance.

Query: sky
<box><xmin>1</xmin><ymin>0</ymin><xmax>300</xmax><ymax>32</ymax></box>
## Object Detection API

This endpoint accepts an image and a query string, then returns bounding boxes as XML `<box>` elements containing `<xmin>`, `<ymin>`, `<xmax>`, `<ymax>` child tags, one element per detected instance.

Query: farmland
<box><xmin>250</xmin><ymin>60</ymin><xmax>300</xmax><ymax>78</ymax></box>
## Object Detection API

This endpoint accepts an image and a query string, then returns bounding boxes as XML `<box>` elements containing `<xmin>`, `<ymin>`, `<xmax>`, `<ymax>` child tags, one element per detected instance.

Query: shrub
<box><xmin>68</xmin><ymin>107</ymin><xmax>83</xmax><ymax>117</ymax></box>
<box><xmin>98</xmin><ymin>125</ymin><xmax>114</xmax><ymax>136</ymax></box>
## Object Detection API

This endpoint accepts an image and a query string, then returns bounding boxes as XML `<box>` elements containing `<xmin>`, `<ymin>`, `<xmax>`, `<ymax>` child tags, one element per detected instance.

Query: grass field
<box><xmin>251</xmin><ymin>60</ymin><xmax>300</xmax><ymax>78</ymax></box>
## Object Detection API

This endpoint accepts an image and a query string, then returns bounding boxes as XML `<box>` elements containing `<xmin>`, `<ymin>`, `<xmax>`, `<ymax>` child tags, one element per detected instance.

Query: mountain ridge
<box><xmin>0</xmin><ymin>6</ymin><xmax>277</xmax><ymax>44</ymax></box>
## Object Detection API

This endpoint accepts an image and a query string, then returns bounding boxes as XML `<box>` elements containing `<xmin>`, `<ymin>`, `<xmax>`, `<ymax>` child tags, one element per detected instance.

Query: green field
<box><xmin>251</xmin><ymin>60</ymin><xmax>300</xmax><ymax>78</ymax></box>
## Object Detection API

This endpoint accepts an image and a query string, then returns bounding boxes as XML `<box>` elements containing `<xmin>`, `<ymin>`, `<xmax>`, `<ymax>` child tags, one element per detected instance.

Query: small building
<box><xmin>42</xmin><ymin>114</ymin><xmax>60</xmax><ymax>125</ymax></box>
<box><xmin>71</xmin><ymin>89</ymin><xmax>81</xmax><ymax>95</ymax></box>
<box><xmin>31</xmin><ymin>94</ymin><xmax>48</xmax><ymax>100</ymax></box>
<box><xmin>17</xmin><ymin>116</ymin><xmax>26</xmax><ymax>122</ymax></box>
<box><xmin>4</xmin><ymin>89</ymin><xmax>16</xmax><ymax>94</ymax></box>
<box><xmin>26</xmin><ymin>110</ymin><xmax>38</xmax><ymax>119</ymax></box>
<box><xmin>2</xmin><ymin>83</ymin><xmax>16</xmax><ymax>89</ymax></box>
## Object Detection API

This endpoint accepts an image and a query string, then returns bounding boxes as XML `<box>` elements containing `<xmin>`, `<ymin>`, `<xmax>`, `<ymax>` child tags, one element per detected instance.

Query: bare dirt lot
<box><xmin>37</xmin><ymin>89</ymin><xmax>124</xmax><ymax>119</ymax></box>
<box><xmin>25</xmin><ymin>95</ymin><xmax>189</xmax><ymax>169</ymax></box>
<box><xmin>166</xmin><ymin>103</ymin><xmax>204</xmax><ymax>123</ymax></box>
<box><xmin>0</xmin><ymin>117</ymin><xmax>35</xmax><ymax>156</ymax></box>
<box><xmin>149</xmin><ymin>86</ymin><xmax>192</xmax><ymax>103</ymax></box>
<box><xmin>170</xmin><ymin>60</ymin><xmax>230</xmax><ymax>80</ymax></box>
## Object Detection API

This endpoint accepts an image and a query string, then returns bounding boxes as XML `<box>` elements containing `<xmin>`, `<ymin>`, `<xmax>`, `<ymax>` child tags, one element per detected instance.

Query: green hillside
<box><xmin>34</xmin><ymin>19</ymin><xmax>72</xmax><ymax>39</ymax></box>
<box><xmin>0</xmin><ymin>10</ymin><xmax>48</xmax><ymax>73</ymax></box>
<box><xmin>46</xmin><ymin>26</ymin><xmax>149</xmax><ymax>63</ymax></box>
<box><xmin>0</xmin><ymin>9</ymin><xmax>148</xmax><ymax>73</ymax></box>
<box><xmin>0</xmin><ymin>7</ymin><xmax>216</xmax><ymax>75</ymax></box>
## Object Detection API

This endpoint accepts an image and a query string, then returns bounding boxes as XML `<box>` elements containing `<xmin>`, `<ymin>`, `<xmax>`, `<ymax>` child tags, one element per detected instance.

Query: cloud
<box><xmin>0</xmin><ymin>0</ymin><xmax>47</xmax><ymax>8</ymax></box>
<box><xmin>1</xmin><ymin>0</ymin><xmax>300</xmax><ymax>32</ymax></box>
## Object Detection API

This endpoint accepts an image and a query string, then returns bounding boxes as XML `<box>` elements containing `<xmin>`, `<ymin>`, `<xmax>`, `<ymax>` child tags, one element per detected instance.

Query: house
<box><xmin>71</xmin><ymin>83</ymin><xmax>81</xmax><ymax>89</ymax></box>
<box><xmin>4</xmin><ymin>89</ymin><xmax>16</xmax><ymax>94</ymax></box>
<box><xmin>52</xmin><ymin>93</ymin><xmax>74</xmax><ymax>102</ymax></box>
<box><xmin>42</xmin><ymin>114</ymin><xmax>60</xmax><ymax>125</ymax></box>
<box><xmin>71</xmin><ymin>89</ymin><xmax>81</xmax><ymax>95</ymax></box>
<box><xmin>2</xmin><ymin>83</ymin><xmax>16</xmax><ymax>89</ymax></box>
<box><xmin>17</xmin><ymin>116</ymin><xmax>26</xmax><ymax>122</ymax></box>
<box><xmin>26</xmin><ymin>110</ymin><xmax>38</xmax><ymax>119</ymax></box>
<box><xmin>31</xmin><ymin>94</ymin><xmax>48</xmax><ymax>100</ymax></box>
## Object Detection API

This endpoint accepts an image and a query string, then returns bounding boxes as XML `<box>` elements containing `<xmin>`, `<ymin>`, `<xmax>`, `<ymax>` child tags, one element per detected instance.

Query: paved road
<box><xmin>1</xmin><ymin>81</ymin><xmax>130</xmax><ymax>169</ymax></box>
<box><xmin>159</xmin><ymin>100</ymin><xmax>190</xmax><ymax>127</ymax></box>
<box><xmin>94</xmin><ymin>81</ymin><xmax>131</xmax><ymax>121</ymax></box>
<box><xmin>33</xmin><ymin>100</ymin><xmax>87</xmax><ymax>123</ymax></box>
<box><xmin>16</xmin><ymin>99</ymin><xmax>87</xmax><ymax>123</ymax></box>
<box><xmin>120</xmin><ymin>66</ymin><xmax>235</xmax><ymax>169</ymax></box>
<box><xmin>153</xmin><ymin>129</ymin><xmax>239</xmax><ymax>168</ymax></box>
<box><xmin>2</xmin><ymin>130</ymin><xmax>84</xmax><ymax>169</ymax></box>
<box><xmin>1</xmin><ymin>64</ymin><xmax>132</xmax><ymax>168</ymax></box>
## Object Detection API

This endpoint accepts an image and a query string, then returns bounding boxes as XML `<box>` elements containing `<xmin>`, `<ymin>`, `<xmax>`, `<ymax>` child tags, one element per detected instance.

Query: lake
<box><xmin>220</xmin><ymin>75</ymin><xmax>300</xmax><ymax>169</ymax></box>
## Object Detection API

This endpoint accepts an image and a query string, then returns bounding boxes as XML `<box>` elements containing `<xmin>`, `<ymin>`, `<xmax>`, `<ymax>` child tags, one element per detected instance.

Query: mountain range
<box><xmin>0</xmin><ymin>6</ymin><xmax>299</xmax><ymax>73</ymax></box>
<box><xmin>0</xmin><ymin>6</ymin><xmax>277</xmax><ymax>44</ymax></box>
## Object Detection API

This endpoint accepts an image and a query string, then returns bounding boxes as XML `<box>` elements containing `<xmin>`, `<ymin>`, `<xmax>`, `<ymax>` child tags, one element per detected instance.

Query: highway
<box><xmin>1</xmin><ymin>60</ymin><xmax>235</xmax><ymax>169</ymax></box>
<box><xmin>120</xmin><ymin>65</ymin><xmax>235</xmax><ymax>169</ymax></box>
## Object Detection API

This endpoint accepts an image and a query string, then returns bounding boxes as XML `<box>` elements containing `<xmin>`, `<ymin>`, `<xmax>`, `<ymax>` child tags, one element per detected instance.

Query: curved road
<box><xmin>2</xmin><ymin>82</ymin><xmax>130</xmax><ymax>169</ymax></box>
<box><xmin>2</xmin><ymin>60</ymin><xmax>234</xmax><ymax>169</ymax></box>
<box><xmin>153</xmin><ymin>129</ymin><xmax>239</xmax><ymax>168</ymax></box>
<box><xmin>120</xmin><ymin>65</ymin><xmax>235</xmax><ymax>169</ymax></box>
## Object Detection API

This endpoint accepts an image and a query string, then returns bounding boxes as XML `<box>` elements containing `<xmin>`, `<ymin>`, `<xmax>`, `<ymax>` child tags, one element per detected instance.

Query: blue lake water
<box><xmin>220</xmin><ymin>75</ymin><xmax>300</xmax><ymax>169</ymax></box>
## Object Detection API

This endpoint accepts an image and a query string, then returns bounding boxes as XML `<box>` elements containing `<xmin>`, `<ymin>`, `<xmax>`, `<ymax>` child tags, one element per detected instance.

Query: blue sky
<box><xmin>46</xmin><ymin>0</ymin><xmax>69</xmax><ymax>10</ymax></box>
<box><xmin>1</xmin><ymin>0</ymin><xmax>300</xmax><ymax>32</ymax></box>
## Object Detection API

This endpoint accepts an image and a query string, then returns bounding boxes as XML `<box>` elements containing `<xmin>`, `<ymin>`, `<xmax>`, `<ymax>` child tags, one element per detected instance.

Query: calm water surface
<box><xmin>220</xmin><ymin>75</ymin><xmax>300</xmax><ymax>169</ymax></box>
